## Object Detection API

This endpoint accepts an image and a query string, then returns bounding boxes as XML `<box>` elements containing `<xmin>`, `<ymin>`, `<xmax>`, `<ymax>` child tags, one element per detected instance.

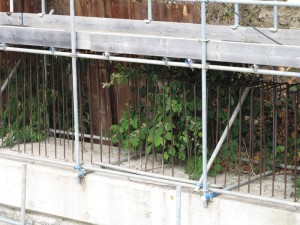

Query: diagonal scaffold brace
<box><xmin>195</xmin><ymin>87</ymin><xmax>250</xmax><ymax>193</ymax></box>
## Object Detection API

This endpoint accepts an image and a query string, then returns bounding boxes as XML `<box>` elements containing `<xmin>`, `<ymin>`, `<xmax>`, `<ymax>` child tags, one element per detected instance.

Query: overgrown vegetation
<box><xmin>1</xmin><ymin>54</ymin><xmax>299</xmax><ymax>198</ymax></box>
<box><xmin>0</xmin><ymin>56</ymin><xmax>48</xmax><ymax>147</ymax></box>
<box><xmin>0</xmin><ymin>56</ymin><xmax>91</xmax><ymax>148</ymax></box>
<box><xmin>105</xmin><ymin>63</ymin><xmax>265</xmax><ymax>179</ymax></box>
<box><xmin>106</xmin><ymin>63</ymin><xmax>300</xmax><ymax>201</ymax></box>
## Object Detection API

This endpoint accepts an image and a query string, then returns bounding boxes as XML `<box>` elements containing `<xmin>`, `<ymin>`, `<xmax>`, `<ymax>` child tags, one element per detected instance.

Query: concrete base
<box><xmin>0</xmin><ymin>158</ymin><xmax>299</xmax><ymax>225</ymax></box>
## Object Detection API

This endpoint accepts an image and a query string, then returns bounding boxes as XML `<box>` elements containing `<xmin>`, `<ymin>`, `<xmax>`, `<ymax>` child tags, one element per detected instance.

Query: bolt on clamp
<box><xmin>0</xmin><ymin>43</ymin><xmax>7</xmax><ymax>50</ymax></box>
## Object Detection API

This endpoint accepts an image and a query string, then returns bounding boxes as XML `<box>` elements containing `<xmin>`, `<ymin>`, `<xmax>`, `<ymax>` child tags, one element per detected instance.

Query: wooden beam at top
<box><xmin>0</xmin><ymin>13</ymin><xmax>300</xmax><ymax>68</ymax></box>
<box><xmin>0</xmin><ymin>13</ymin><xmax>300</xmax><ymax>46</ymax></box>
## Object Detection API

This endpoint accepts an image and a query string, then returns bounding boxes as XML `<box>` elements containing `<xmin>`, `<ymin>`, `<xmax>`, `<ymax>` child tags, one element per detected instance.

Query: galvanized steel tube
<box><xmin>20</xmin><ymin>164</ymin><xmax>27</xmax><ymax>225</ymax></box>
<box><xmin>210</xmin><ymin>0</ymin><xmax>300</xmax><ymax>7</ymax></box>
<box><xmin>148</xmin><ymin>0</ymin><xmax>152</xmax><ymax>20</ymax></box>
<box><xmin>176</xmin><ymin>186</ymin><xmax>182</xmax><ymax>225</ymax></box>
<box><xmin>274</xmin><ymin>0</ymin><xmax>278</xmax><ymax>31</ymax></box>
<box><xmin>0</xmin><ymin>218</ymin><xmax>20</xmax><ymax>225</ymax></box>
<box><xmin>94</xmin><ymin>162</ymin><xmax>196</xmax><ymax>185</ymax></box>
<box><xmin>195</xmin><ymin>87</ymin><xmax>250</xmax><ymax>190</ymax></box>
<box><xmin>234</xmin><ymin>4</ymin><xmax>239</xmax><ymax>27</ymax></box>
<box><xmin>1</xmin><ymin>46</ymin><xmax>300</xmax><ymax>77</ymax></box>
<box><xmin>1</xmin><ymin>152</ymin><xmax>299</xmax><ymax>208</ymax></box>
<box><xmin>69</xmin><ymin>0</ymin><xmax>81</xmax><ymax>173</ymax></box>
<box><xmin>200</xmin><ymin>0</ymin><xmax>208</xmax><ymax>200</ymax></box>
<box><xmin>225</xmin><ymin>170</ymin><xmax>273</xmax><ymax>191</ymax></box>
<box><xmin>0</xmin><ymin>152</ymin><xmax>195</xmax><ymax>189</ymax></box>
<box><xmin>209</xmin><ymin>187</ymin><xmax>300</xmax><ymax>208</ymax></box>
<box><xmin>41</xmin><ymin>0</ymin><xmax>46</xmax><ymax>14</ymax></box>
<box><xmin>1</xmin><ymin>58</ymin><xmax>21</xmax><ymax>93</ymax></box>
<box><xmin>175</xmin><ymin>0</ymin><xmax>300</xmax><ymax>7</ymax></box>
<box><xmin>10</xmin><ymin>0</ymin><xmax>14</xmax><ymax>12</ymax></box>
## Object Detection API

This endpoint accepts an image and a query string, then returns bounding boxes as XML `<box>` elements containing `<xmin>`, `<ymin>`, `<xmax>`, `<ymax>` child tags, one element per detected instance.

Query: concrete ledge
<box><xmin>0</xmin><ymin>158</ymin><xmax>299</xmax><ymax>225</ymax></box>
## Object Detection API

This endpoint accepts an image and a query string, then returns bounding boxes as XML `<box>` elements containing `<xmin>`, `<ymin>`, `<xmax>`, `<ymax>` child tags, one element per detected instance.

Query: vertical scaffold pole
<box><xmin>148</xmin><ymin>0</ymin><xmax>152</xmax><ymax>20</ymax></box>
<box><xmin>70</xmin><ymin>0</ymin><xmax>82</xmax><ymax>178</ymax></box>
<box><xmin>41</xmin><ymin>0</ymin><xmax>46</xmax><ymax>15</ymax></box>
<box><xmin>273</xmin><ymin>0</ymin><xmax>278</xmax><ymax>31</ymax></box>
<box><xmin>201</xmin><ymin>0</ymin><xmax>208</xmax><ymax>207</ymax></box>
<box><xmin>10</xmin><ymin>0</ymin><xmax>14</xmax><ymax>12</ymax></box>
<box><xmin>234</xmin><ymin>4</ymin><xmax>239</xmax><ymax>28</ymax></box>
<box><xmin>20</xmin><ymin>164</ymin><xmax>27</xmax><ymax>225</ymax></box>
<box><xmin>176</xmin><ymin>186</ymin><xmax>182</xmax><ymax>225</ymax></box>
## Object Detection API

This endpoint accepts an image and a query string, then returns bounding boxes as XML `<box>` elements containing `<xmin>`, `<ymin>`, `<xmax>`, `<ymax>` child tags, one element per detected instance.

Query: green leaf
<box><xmin>178</xmin><ymin>150</ymin><xmax>186</xmax><ymax>161</ymax></box>
<box><xmin>130</xmin><ymin>137</ymin><xmax>139</xmax><ymax>148</ymax></box>
<box><xmin>165</xmin><ymin>132</ymin><xmax>172</xmax><ymax>141</ymax></box>
<box><xmin>165</xmin><ymin>122</ymin><xmax>171</xmax><ymax>131</ymax></box>
<box><xmin>182</xmin><ymin>135</ymin><xmax>188</xmax><ymax>143</ymax></box>
<box><xmin>164</xmin><ymin>152</ymin><xmax>169</xmax><ymax>160</ymax></box>
<box><xmin>123</xmin><ymin>76</ymin><xmax>129</xmax><ymax>84</ymax></box>
<box><xmin>123</xmin><ymin>140</ymin><xmax>128</xmax><ymax>149</ymax></box>
<box><xmin>116</xmin><ymin>76</ymin><xmax>121</xmax><ymax>85</ymax></box>
<box><xmin>112</xmin><ymin>134</ymin><xmax>118</xmax><ymax>144</ymax></box>
<box><xmin>111</xmin><ymin>125</ymin><xmax>119</xmax><ymax>132</ymax></box>
<box><xmin>198</xmin><ymin>131</ymin><xmax>202</xmax><ymax>137</ymax></box>
<box><xmin>131</xmin><ymin>119</ymin><xmax>138</xmax><ymax>129</ymax></box>
<box><xmin>276</xmin><ymin>145</ymin><xmax>285</xmax><ymax>153</ymax></box>
<box><xmin>147</xmin><ymin>145</ymin><xmax>152</xmax><ymax>154</ymax></box>
<box><xmin>154</xmin><ymin>135</ymin><xmax>163</xmax><ymax>147</ymax></box>
<box><xmin>120</xmin><ymin>119</ymin><xmax>128</xmax><ymax>130</ymax></box>
<box><xmin>156</xmin><ymin>125</ymin><xmax>163</xmax><ymax>136</ymax></box>
<box><xmin>168</xmin><ymin>146</ymin><xmax>175</xmax><ymax>156</ymax></box>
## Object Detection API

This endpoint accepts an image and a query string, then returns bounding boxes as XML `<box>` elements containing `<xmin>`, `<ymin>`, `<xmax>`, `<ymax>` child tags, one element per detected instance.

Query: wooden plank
<box><xmin>0</xmin><ymin>25</ymin><xmax>299</xmax><ymax>68</ymax></box>
<box><xmin>0</xmin><ymin>13</ymin><xmax>299</xmax><ymax>46</ymax></box>
<box><xmin>0</xmin><ymin>26</ymin><xmax>71</xmax><ymax>48</ymax></box>
<box><xmin>0</xmin><ymin>13</ymin><xmax>300</xmax><ymax>67</ymax></box>
<box><xmin>90</xmin><ymin>33</ymin><xmax>201</xmax><ymax>59</ymax></box>
<box><xmin>207</xmin><ymin>41</ymin><xmax>300</xmax><ymax>67</ymax></box>
<box><xmin>90</xmin><ymin>33</ymin><xmax>300</xmax><ymax>68</ymax></box>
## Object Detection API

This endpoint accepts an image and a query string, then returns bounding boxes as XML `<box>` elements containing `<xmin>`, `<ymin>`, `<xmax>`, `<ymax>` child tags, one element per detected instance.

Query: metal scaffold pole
<box><xmin>273</xmin><ymin>0</ymin><xmax>278</xmax><ymax>31</ymax></box>
<box><xmin>20</xmin><ymin>164</ymin><xmax>27</xmax><ymax>225</ymax></box>
<box><xmin>175</xmin><ymin>0</ymin><xmax>300</xmax><ymax>7</ymax></box>
<box><xmin>234</xmin><ymin>4</ymin><xmax>239</xmax><ymax>27</ymax></box>
<box><xmin>41</xmin><ymin>0</ymin><xmax>46</xmax><ymax>14</ymax></box>
<box><xmin>200</xmin><ymin>0</ymin><xmax>208</xmax><ymax>207</ymax></box>
<box><xmin>69</xmin><ymin>0</ymin><xmax>84</xmax><ymax>181</ymax></box>
<box><xmin>148</xmin><ymin>0</ymin><xmax>152</xmax><ymax>20</ymax></box>
<box><xmin>10</xmin><ymin>0</ymin><xmax>14</xmax><ymax>12</ymax></box>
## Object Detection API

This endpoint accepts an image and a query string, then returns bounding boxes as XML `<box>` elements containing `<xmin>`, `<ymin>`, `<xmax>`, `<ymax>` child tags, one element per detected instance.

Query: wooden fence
<box><xmin>0</xmin><ymin>0</ymin><xmax>199</xmax><ymax>22</ymax></box>
<box><xmin>0</xmin><ymin>0</ymin><xmax>199</xmax><ymax>135</ymax></box>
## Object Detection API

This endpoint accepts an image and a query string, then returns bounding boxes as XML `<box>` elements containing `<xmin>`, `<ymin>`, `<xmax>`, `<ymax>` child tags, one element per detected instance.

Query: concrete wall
<box><xmin>0</xmin><ymin>157</ymin><xmax>299</xmax><ymax>225</ymax></box>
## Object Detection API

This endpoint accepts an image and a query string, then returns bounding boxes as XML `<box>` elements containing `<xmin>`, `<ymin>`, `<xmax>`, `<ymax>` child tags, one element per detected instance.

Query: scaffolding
<box><xmin>1</xmin><ymin>1</ymin><xmax>300</xmax><ymax>223</ymax></box>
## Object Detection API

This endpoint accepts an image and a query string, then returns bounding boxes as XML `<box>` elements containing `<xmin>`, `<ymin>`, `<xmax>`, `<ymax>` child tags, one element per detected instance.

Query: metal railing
<box><xmin>0</xmin><ymin>0</ymin><xmax>300</xmax><ymax>212</ymax></box>
<box><xmin>0</xmin><ymin>54</ymin><xmax>299</xmax><ymax>206</ymax></box>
